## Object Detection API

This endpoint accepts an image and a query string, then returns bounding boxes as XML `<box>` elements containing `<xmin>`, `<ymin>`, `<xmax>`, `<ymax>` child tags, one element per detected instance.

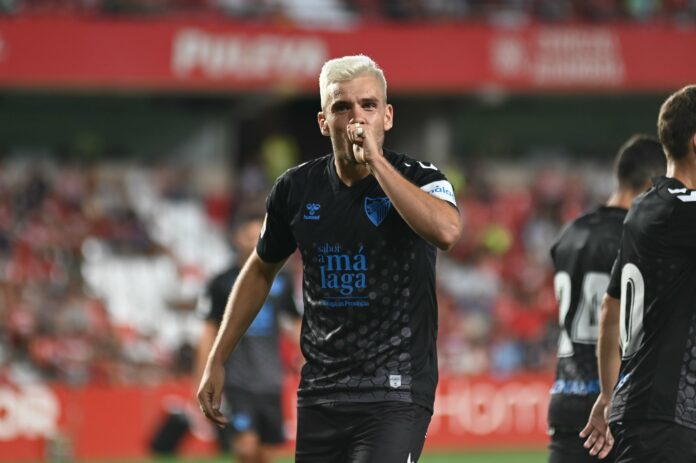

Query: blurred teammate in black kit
<box><xmin>197</xmin><ymin>54</ymin><xmax>462</xmax><ymax>463</ymax></box>
<box><xmin>195</xmin><ymin>211</ymin><xmax>301</xmax><ymax>463</ymax></box>
<box><xmin>581</xmin><ymin>85</ymin><xmax>696</xmax><ymax>462</ymax></box>
<box><xmin>547</xmin><ymin>135</ymin><xmax>665</xmax><ymax>463</ymax></box>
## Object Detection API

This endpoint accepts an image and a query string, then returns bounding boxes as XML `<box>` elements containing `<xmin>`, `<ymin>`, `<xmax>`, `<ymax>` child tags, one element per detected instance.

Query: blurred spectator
<box><xmin>0</xmin><ymin>152</ymin><xmax>623</xmax><ymax>386</ymax></box>
<box><xmin>0</xmin><ymin>159</ymin><xmax>230</xmax><ymax>385</ymax></box>
<box><xmin>5</xmin><ymin>0</ymin><xmax>696</xmax><ymax>23</ymax></box>
<box><xmin>437</xmin><ymin>161</ymin><xmax>603</xmax><ymax>376</ymax></box>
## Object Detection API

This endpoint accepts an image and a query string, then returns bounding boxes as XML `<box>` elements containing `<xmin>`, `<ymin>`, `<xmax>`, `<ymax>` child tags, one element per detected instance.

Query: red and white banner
<box><xmin>0</xmin><ymin>374</ymin><xmax>552</xmax><ymax>461</ymax></box>
<box><xmin>429</xmin><ymin>374</ymin><xmax>551</xmax><ymax>449</ymax></box>
<box><xmin>0</xmin><ymin>17</ymin><xmax>694</xmax><ymax>92</ymax></box>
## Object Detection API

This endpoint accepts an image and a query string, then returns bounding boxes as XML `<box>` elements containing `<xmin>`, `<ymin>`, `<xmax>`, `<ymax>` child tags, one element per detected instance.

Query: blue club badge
<box><xmin>364</xmin><ymin>196</ymin><xmax>391</xmax><ymax>226</ymax></box>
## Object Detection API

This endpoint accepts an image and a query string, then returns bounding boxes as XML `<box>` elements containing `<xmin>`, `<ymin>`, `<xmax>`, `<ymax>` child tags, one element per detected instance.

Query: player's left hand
<box><xmin>579</xmin><ymin>395</ymin><xmax>614</xmax><ymax>459</ymax></box>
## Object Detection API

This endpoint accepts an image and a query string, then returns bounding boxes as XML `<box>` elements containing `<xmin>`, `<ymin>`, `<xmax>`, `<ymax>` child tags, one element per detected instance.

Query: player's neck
<box><xmin>606</xmin><ymin>190</ymin><xmax>634</xmax><ymax>209</ymax></box>
<box><xmin>334</xmin><ymin>154</ymin><xmax>371</xmax><ymax>186</ymax></box>
<box><xmin>666</xmin><ymin>155</ymin><xmax>696</xmax><ymax>189</ymax></box>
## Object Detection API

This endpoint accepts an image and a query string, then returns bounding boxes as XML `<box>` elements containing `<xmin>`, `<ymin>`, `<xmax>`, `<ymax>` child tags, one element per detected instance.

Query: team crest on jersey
<box><xmin>364</xmin><ymin>196</ymin><xmax>391</xmax><ymax>226</ymax></box>
<box><xmin>304</xmin><ymin>203</ymin><xmax>321</xmax><ymax>220</ymax></box>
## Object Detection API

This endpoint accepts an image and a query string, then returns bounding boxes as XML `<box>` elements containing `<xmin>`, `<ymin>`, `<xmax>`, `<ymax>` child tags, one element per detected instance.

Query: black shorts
<box><xmin>222</xmin><ymin>386</ymin><xmax>285</xmax><ymax>445</ymax></box>
<box><xmin>609</xmin><ymin>420</ymin><xmax>696</xmax><ymax>463</ymax></box>
<box><xmin>295</xmin><ymin>401</ymin><xmax>432</xmax><ymax>463</ymax></box>
<box><xmin>548</xmin><ymin>428</ymin><xmax>615</xmax><ymax>463</ymax></box>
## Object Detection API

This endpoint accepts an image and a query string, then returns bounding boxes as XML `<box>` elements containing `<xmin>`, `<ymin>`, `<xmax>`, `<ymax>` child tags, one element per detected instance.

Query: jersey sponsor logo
<box><xmin>364</xmin><ymin>196</ymin><xmax>391</xmax><ymax>226</ymax></box>
<box><xmin>421</xmin><ymin>180</ymin><xmax>457</xmax><ymax>206</ymax></box>
<box><xmin>317</xmin><ymin>243</ymin><xmax>368</xmax><ymax>302</ymax></box>
<box><xmin>304</xmin><ymin>202</ymin><xmax>321</xmax><ymax>220</ymax></box>
<box><xmin>389</xmin><ymin>375</ymin><xmax>402</xmax><ymax>388</ymax></box>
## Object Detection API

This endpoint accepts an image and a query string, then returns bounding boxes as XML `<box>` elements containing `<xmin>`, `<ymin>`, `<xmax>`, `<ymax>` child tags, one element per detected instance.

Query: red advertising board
<box><xmin>429</xmin><ymin>374</ymin><xmax>551</xmax><ymax>449</ymax></box>
<box><xmin>0</xmin><ymin>17</ymin><xmax>694</xmax><ymax>92</ymax></box>
<box><xmin>0</xmin><ymin>374</ymin><xmax>552</xmax><ymax>461</ymax></box>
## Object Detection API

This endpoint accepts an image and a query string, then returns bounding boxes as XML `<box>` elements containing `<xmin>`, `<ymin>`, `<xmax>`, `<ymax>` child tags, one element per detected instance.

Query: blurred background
<box><xmin>0</xmin><ymin>1</ymin><xmax>694</xmax><ymax>461</ymax></box>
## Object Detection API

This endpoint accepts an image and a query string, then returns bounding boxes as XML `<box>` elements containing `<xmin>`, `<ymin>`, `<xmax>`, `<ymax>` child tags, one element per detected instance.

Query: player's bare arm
<box><xmin>193</xmin><ymin>321</ymin><xmax>218</xmax><ymax>394</ymax></box>
<box><xmin>580</xmin><ymin>294</ymin><xmax>621</xmax><ymax>459</ymax></box>
<box><xmin>366</xmin><ymin>150</ymin><xmax>461</xmax><ymax>251</ymax></box>
<box><xmin>348</xmin><ymin>120</ymin><xmax>460</xmax><ymax>250</ymax></box>
<box><xmin>197</xmin><ymin>250</ymin><xmax>286</xmax><ymax>427</ymax></box>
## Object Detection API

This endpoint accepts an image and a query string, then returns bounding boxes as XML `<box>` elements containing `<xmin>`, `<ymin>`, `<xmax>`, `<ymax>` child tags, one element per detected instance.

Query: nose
<box><xmin>349</xmin><ymin>106</ymin><xmax>367</xmax><ymax>124</ymax></box>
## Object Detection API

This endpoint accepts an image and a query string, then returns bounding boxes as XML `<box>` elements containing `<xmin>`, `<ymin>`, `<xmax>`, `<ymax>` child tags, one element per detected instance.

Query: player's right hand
<box><xmin>579</xmin><ymin>394</ymin><xmax>614</xmax><ymax>459</ymax></box>
<box><xmin>349</xmin><ymin>120</ymin><xmax>380</xmax><ymax>166</ymax></box>
<box><xmin>196</xmin><ymin>362</ymin><xmax>228</xmax><ymax>428</ymax></box>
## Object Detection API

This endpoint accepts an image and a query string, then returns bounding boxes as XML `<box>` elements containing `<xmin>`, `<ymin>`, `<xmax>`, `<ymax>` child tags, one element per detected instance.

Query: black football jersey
<box><xmin>256</xmin><ymin>149</ymin><xmax>457</xmax><ymax>411</ymax></box>
<box><xmin>197</xmin><ymin>266</ymin><xmax>300</xmax><ymax>392</ymax></box>
<box><xmin>607</xmin><ymin>176</ymin><xmax>696</xmax><ymax>429</ymax></box>
<box><xmin>548</xmin><ymin>206</ymin><xmax>627</xmax><ymax>430</ymax></box>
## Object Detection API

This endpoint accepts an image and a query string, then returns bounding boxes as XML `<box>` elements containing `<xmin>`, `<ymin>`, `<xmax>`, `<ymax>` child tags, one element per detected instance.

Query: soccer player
<box><xmin>197</xmin><ymin>54</ymin><xmax>462</xmax><ymax>462</ymax></box>
<box><xmin>581</xmin><ymin>85</ymin><xmax>696</xmax><ymax>461</ymax></box>
<box><xmin>195</xmin><ymin>211</ymin><xmax>301</xmax><ymax>463</ymax></box>
<box><xmin>547</xmin><ymin>135</ymin><xmax>666</xmax><ymax>463</ymax></box>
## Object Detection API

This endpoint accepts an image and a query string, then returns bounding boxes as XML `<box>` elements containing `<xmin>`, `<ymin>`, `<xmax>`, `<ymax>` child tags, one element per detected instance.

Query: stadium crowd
<box><xmin>0</xmin><ymin>160</ymin><xmax>232</xmax><ymax>385</ymax></box>
<box><xmin>0</xmin><ymin>154</ymin><xmax>611</xmax><ymax>385</ymax></box>
<box><xmin>2</xmin><ymin>0</ymin><xmax>696</xmax><ymax>24</ymax></box>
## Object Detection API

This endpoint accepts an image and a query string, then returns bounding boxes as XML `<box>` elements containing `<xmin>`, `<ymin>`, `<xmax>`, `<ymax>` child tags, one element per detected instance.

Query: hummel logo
<box><xmin>304</xmin><ymin>203</ymin><xmax>321</xmax><ymax>220</ymax></box>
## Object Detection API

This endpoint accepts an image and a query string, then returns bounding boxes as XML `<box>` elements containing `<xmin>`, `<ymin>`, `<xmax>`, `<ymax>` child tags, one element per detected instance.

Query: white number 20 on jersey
<box><xmin>554</xmin><ymin>271</ymin><xmax>610</xmax><ymax>357</ymax></box>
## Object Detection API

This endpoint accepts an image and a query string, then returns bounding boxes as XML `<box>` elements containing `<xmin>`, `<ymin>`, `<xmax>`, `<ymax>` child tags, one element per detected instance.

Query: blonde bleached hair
<box><xmin>319</xmin><ymin>55</ymin><xmax>387</xmax><ymax>110</ymax></box>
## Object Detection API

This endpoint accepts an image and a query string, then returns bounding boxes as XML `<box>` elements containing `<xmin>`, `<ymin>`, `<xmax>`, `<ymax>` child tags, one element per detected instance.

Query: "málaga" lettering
<box><xmin>318</xmin><ymin>244</ymin><xmax>367</xmax><ymax>296</ymax></box>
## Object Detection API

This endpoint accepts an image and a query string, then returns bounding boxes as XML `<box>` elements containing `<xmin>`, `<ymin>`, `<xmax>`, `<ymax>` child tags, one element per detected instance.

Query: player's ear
<box><xmin>383</xmin><ymin>104</ymin><xmax>394</xmax><ymax>132</ymax></box>
<box><xmin>318</xmin><ymin>112</ymin><xmax>330</xmax><ymax>137</ymax></box>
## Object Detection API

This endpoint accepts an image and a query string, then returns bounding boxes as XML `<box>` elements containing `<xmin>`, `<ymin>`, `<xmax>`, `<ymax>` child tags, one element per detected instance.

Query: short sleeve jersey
<box><xmin>197</xmin><ymin>265</ymin><xmax>300</xmax><ymax>393</ymax></box>
<box><xmin>256</xmin><ymin>149</ymin><xmax>457</xmax><ymax>411</ymax></box>
<box><xmin>606</xmin><ymin>176</ymin><xmax>696</xmax><ymax>429</ymax></box>
<box><xmin>548</xmin><ymin>206</ymin><xmax>627</xmax><ymax>430</ymax></box>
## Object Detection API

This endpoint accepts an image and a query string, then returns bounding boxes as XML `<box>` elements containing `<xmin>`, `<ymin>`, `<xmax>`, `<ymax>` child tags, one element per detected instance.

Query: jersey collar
<box><xmin>327</xmin><ymin>153</ymin><xmax>376</xmax><ymax>193</ymax></box>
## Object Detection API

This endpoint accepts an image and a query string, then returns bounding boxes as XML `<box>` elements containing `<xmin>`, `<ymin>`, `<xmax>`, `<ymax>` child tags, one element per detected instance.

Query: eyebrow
<box><xmin>330</xmin><ymin>99</ymin><xmax>349</xmax><ymax>109</ymax></box>
<box><xmin>330</xmin><ymin>96</ymin><xmax>379</xmax><ymax>111</ymax></box>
